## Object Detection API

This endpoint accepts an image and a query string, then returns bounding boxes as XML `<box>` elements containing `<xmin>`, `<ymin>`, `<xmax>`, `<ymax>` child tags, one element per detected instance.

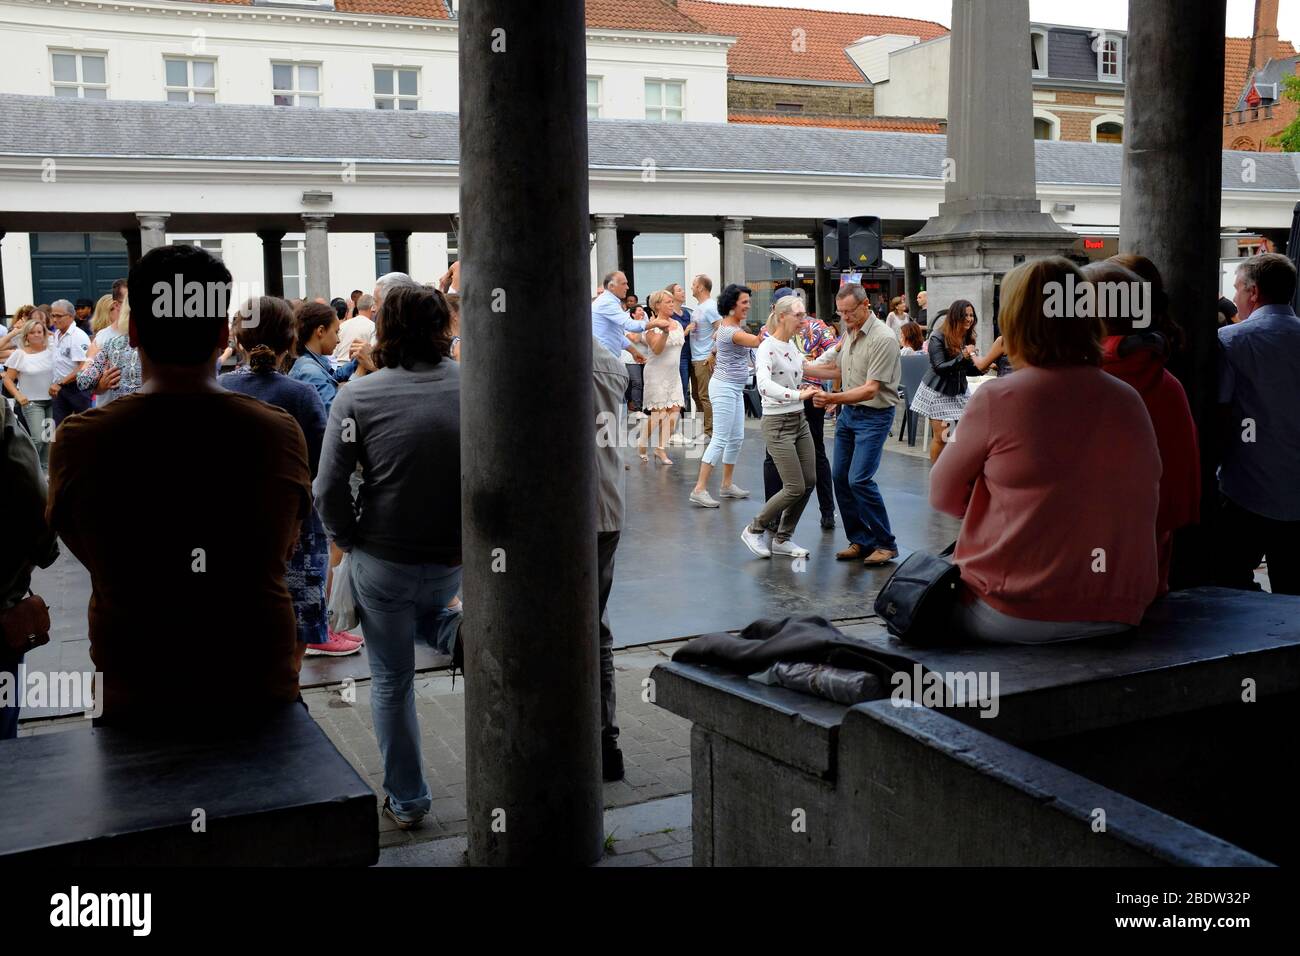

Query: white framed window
<box><xmin>272</xmin><ymin>62</ymin><xmax>320</xmax><ymax>107</ymax></box>
<box><xmin>645</xmin><ymin>80</ymin><xmax>684</xmax><ymax>122</ymax></box>
<box><xmin>164</xmin><ymin>57</ymin><xmax>216</xmax><ymax>103</ymax></box>
<box><xmin>1033</xmin><ymin>109</ymin><xmax>1060</xmax><ymax>141</ymax></box>
<box><xmin>1030</xmin><ymin>30</ymin><xmax>1048</xmax><ymax>77</ymax></box>
<box><xmin>281</xmin><ymin>236</ymin><xmax>306</xmax><ymax>299</ymax></box>
<box><xmin>1097</xmin><ymin>37</ymin><xmax>1122</xmax><ymax>82</ymax></box>
<box><xmin>51</xmin><ymin>50</ymin><xmax>107</xmax><ymax>99</ymax></box>
<box><xmin>1091</xmin><ymin>114</ymin><xmax>1124</xmax><ymax>144</ymax></box>
<box><xmin>170</xmin><ymin>236</ymin><xmax>224</xmax><ymax>259</ymax></box>
<box><xmin>587</xmin><ymin>76</ymin><xmax>602</xmax><ymax>119</ymax></box>
<box><xmin>632</xmin><ymin>234</ymin><xmax>686</xmax><ymax>293</ymax></box>
<box><xmin>374</xmin><ymin>66</ymin><xmax>419</xmax><ymax>110</ymax></box>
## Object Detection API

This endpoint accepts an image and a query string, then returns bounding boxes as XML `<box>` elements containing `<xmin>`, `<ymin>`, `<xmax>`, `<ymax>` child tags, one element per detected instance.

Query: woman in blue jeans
<box><xmin>690</xmin><ymin>283</ymin><xmax>760</xmax><ymax>508</ymax></box>
<box><xmin>313</xmin><ymin>285</ymin><xmax>463</xmax><ymax>830</ymax></box>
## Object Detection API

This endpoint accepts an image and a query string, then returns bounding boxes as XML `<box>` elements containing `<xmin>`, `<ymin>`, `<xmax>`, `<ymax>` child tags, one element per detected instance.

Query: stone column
<box><xmin>121</xmin><ymin>228</ymin><xmax>142</xmax><ymax>269</ymax></box>
<box><xmin>721</xmin><ymin>217</ymin><xmax>749</xmax><ymax>288</ymax></box>
<box><xmin>811</xmin><ymin>225</ymin><xmax>831</xmax><ymax>326</ymax></box>
<box><xmin>301</xmin><ymin>213</ymin><xmax>333</xmax><ymax>302</ymax></box>
<box><xmin>904</xmin><ymin>248</ymin><xmax>922</xmax><ymax>322</ymax></box>
<box><xmin>0</xmin><ymin>232</ymin><xmax>6</xmax><ymax>317</ymax></box>
<box><xmin>384</xmin><ymin>229</ymin><xmax>411</xmax><ymax>276</ymax></box>
<box><xmin>459</xmin><ymin>0</ymin><xmax>603</xmax><ymax>866</ymax></box>
<box><xmin>1120</xmin><ymin>0</ymin><xmax>1227</xmax><ymax>586</ymax></box>
<box><xmin>905</xmin><ymin>0</ymin><xmax>1072</xmax><ymax>348</ymax></box>
<box><xmin>257</xmin><ymin>230</ymin><xmax>286</xmax><ymax>298</ymax></box>
<box><xmin>593</xmin><ymin>215</ymin><xmax>620</xmax><ymax>285</ymax></box>
<box><xmin>136</xmin><ymin>213</ymin><xmax>169</xmax><ymax>255</ymax></box>
<box><xmin>616</xmin><ymin>228</ymin><xmax>637</xmax><ymax>292</ymax></box>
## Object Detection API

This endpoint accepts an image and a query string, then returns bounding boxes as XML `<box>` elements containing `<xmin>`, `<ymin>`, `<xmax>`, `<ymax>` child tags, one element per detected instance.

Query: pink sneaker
<box><xmin>330</xmin><ymin>628</ymin><xmax>363</xmax><ymax>647</ymax></box>
<box><xmin>305</xmin><ymin>635</ymin><xmax>362</xmax><ymax>657</ymax></box>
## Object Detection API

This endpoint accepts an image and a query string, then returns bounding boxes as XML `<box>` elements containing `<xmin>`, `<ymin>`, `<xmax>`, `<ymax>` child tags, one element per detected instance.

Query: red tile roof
<box><xmin>730</xmin><ymin>111</ymin><xmax>942</xmax><ymax>133</ymax></box>
<box><xmin>1225</xmin><ymin>35</ymin><xmax>1298</xmax><ymax>112</ymax></box>
<box><xmin>679</xmin><ymin>0</ymin><xmax>947</xmax><ymax>83</ymax></box>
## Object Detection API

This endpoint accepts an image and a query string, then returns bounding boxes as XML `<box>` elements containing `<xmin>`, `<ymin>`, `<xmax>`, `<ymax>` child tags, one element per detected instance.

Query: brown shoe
<box><xmin>863</xmin><ymin>548</ymin><xmax>900</xmax><ymax>567</ymax></box>
<box><xmin>836</xmin><ymin>543</ymin><xmax>864</xmax><ymax>561</ymax></box>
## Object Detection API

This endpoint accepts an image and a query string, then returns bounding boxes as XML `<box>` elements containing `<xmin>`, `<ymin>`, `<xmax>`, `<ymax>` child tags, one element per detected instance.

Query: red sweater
<box><xmin>930</xmin><ymin>365</ymin><xmax>1161</xmax><ymax>625</ymax></box>
<box><xmin>1100</xmin><ymin>335</ymin><xmax>1200</xmax><ymax>594</ymax></box>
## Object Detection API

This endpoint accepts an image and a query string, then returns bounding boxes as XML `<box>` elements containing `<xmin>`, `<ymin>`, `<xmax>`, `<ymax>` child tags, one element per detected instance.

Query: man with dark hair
<box><xmin>111</xmin><ymin>279</ymin><xmax>128</xmax><ymax>304</ymax></box>
<box><xmin>47</xmin><ymin>244</ymin><xmax>313</xmax><ymax>728</ymax></box>
<box><xmin>74</xmin><ymin>298</ymin><xmax>95</xmax><ymax>336</ymax></box>
<box><xmin>1217</xmin><ymin>252</ymin><xmax>1300</xmax><ymax>595</ymax></box>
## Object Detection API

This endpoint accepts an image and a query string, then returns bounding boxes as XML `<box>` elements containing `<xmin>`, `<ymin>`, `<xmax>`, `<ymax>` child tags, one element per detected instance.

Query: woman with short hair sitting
<box><xmin>930</xmin><ymin>257</ymin><xmax>1162</xmax><ymax>644</ymax></box>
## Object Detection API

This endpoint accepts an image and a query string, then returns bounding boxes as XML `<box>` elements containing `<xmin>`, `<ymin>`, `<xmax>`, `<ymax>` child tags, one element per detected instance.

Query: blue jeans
<box><xmin>702</xmin><ymin>377</ymin><xmax>746</xmax><ymax>467</ymax></box>
<box><xmin>350</xmin><ymin>548</ymin><xmax>462</xmax><ymax>818</ymax></box>
<box><xmin>0</xmin><ymin>649</ymin><xmax>20</xmax><ymax>740</ymax></box>
<box><xmin>832</xmin><ymin>404</ymin><xmax>897</xmax><ymax>553</ymax></box>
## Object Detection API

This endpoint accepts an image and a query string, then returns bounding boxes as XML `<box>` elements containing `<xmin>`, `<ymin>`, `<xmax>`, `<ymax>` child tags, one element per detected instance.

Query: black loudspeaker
<box><xmin>822</xmin><ymin>217</ymin><xmax>883</xmax><ymax>270</ymax></box>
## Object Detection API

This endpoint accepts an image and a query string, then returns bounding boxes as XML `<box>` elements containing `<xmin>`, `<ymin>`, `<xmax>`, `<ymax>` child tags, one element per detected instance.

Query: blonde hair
<box><xmin>765</xmin><ymin>294</ymin><xmax>802</xmax><ymax>335</ymax></box>
<box><xmin>646</xmin><ymin>290</ymin><xmax>673</xmax><ymax>314</ymax></box>
<box><xmin>90</xmin><ymin>294</ymin><xmax>115</xmax><ymax>333</ymax></box>
<box><xmin>999</xmin><ymin>257</ymin><xmax>1102</xmax><ymax>368</ymax></box>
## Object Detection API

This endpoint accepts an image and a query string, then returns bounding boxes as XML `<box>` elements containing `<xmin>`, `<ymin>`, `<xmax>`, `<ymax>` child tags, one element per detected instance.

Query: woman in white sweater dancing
<box><xmin>740</xmin><ymin>295</ymin><xmax>819</xmax><ymax>559</ymax></box>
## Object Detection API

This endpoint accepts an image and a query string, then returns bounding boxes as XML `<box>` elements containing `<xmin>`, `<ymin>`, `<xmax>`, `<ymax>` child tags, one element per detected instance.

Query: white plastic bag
<box><xmin>327</xmin><ymin>553</ymin><xmax>360</xmax><ymax>633</ymax></box>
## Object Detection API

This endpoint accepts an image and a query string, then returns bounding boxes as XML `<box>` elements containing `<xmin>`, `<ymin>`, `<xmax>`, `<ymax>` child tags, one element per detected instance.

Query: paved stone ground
<box><xmin>302</xmin><ymin>643</ymin><xmax>694</xmax><ymax>855</ymax></box>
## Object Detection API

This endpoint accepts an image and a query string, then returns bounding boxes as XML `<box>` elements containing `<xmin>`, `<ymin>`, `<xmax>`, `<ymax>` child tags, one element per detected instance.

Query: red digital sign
<box><xmin>1083</xmin><ymin>238</ymin><xmax>1106</xmax><ymax>251</ymax></box>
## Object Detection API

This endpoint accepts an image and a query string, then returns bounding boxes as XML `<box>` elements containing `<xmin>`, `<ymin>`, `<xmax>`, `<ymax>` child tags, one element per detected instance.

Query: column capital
<box><xmin>256</xmin><ymin>228</ymin><xmax>287</xmax><ymax>242</ymax></box>
<box><xmin>721</xmin><ymin>216</ymin><xmax>751</xmax><ymax>230</ymax></box>
<box><xmin>301</xmin><ymin>212</ymin><xmax>334</xmax><ymax>228</ymax></box>
<box><xmin>135</xmin><ymin>212</ymin><xmax>169</xmax><ymax>229</ymax></box>
<box><xmin>593</xmin><ymin>215</ymin><xmax>623</xmax><ymax>228</ymax></box>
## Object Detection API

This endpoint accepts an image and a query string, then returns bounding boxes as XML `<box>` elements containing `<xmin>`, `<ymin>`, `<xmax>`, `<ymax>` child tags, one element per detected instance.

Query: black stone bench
<box><xmin>653</xmin><ymin>587</ymin><xmax>1300</xmax><ymax>866</ymax></box>
<box><xmin>0</xmin><ymin>703</ymin><xmax>378</xmax><ymax>866</ymax></box>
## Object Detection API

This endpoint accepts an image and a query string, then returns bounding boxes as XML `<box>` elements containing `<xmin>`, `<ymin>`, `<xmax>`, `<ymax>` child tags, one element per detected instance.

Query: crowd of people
<box><xmin>1</xmin><ymin>241</ymin><xmax>1296</xmax><ymax>827</ymax></box>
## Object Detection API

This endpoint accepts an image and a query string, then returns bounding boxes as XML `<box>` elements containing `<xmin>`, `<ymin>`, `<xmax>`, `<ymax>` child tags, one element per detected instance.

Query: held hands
<box><xmin>48</xmin><ymin>383</ymin><xmax>61</xmax><ymax>398</ymax></box>
<box><xmin>798</xmin><ymin>386</ymin><xmax>818</xmax><ymax>402</ymax></box>
<box><xmin>812</xmin><ymin>391</ymin><xmax>833</xmax><ymax>409</ymax></box>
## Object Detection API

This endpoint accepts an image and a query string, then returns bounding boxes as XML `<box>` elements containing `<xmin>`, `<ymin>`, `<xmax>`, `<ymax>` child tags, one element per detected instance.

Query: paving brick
<box><xmin>608</xmin><ymin>831</ymin><xmax>676</xmax><ymax>854</ymax></box>
<box><xmin>649</xmin><ymin>840</ymin><xmax>692</xmax><ymax>861</ymax></box>
<box><xmin>595</xmin><ymin>850</ymin><xmax>657</xmax><ymax>867</ymax></box>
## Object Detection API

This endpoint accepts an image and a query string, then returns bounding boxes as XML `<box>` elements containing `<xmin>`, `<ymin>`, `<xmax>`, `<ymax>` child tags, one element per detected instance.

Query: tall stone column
<box><xmin>301</xmin><ymin>213</ymin><xmax>333</xmax><ymax>302</ymax></box>
<box><xmin>0</xmin><ymin>232</ymin><xmax>6</xmax><ymax>317</ymax></box>
<box><xmin>136</xmin><ymin>213</ymin><xmax>169</xmax><ymax>255</ymax></box>
<box><xmin>721</xmin><ymin>217</ymin><xmax>749</xmax><ymax>289</ymax></box>
<box><xmin>459</xmin><ymin>0</ymin><xmax>603</xmax><ymax>866</ymax></box>
<box><xmin>905</xmin><ymin>0</ymin><xmax>1072</xmax><ymax>348</ymax></box>
<box><xmin>616</xmin><ymin>228</ymin><xmax>637</xmax><ymax>292</ymax></box>
<box><xmin>121</xmin><ymin>228</ymin><xmax>142</xmax><ymax>269</ymax></box>
<box><xmin>904</xmin><ymin>248</ymin><xmax>922</xmax><ymax>322</ymax></box>
<box><xmin>384</xmin><ymin>229</ymin><xmax>411</xmax><ymax>276</ymax></box>
<box><xmin>1120</xmin><ymin>0</ymin><xmax>1226</xmax><ymax>587</ymax></box>
<box><xmin>811</xmin><ymin>225</ymin><xmax>831</xmax><ymax>326</ymax></box>
<box><xmin>258</xmin><ymin>229</ymin><xmax>286</xmax><ymax>298</ymax></box>
<box><xmin>593</xmin><ymin>215</ymin><xmax>620</xmax><ymax>284</ymax></box>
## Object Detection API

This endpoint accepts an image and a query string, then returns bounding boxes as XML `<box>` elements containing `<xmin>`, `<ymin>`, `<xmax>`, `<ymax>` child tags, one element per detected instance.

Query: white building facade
<box><xmin>0</xmin><ymin>0</ymin><xmax>733</xmax><ymax>309</ymax></box>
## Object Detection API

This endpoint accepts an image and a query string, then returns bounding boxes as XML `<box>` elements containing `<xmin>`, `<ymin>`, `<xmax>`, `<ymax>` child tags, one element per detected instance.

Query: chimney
<box><xmin>1249</xmin><ymin>0</ymin><xmax>1279</xmax><ymax>70</ymax></box>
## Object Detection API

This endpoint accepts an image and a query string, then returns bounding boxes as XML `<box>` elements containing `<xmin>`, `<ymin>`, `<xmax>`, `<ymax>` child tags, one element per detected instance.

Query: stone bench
<box><xmin>653</xmin><ymin>587</ymin><xmax>1300</xmax><ymax>866</ymax></box>
<box><xmin>0</xmin><ymin>703</ymin><xmax>378</xmax><ymax>866</ymax></box>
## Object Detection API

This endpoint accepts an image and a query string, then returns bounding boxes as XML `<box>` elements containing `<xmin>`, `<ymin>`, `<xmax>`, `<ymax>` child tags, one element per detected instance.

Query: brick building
<box><xmin>1223</xmin><ymin>0</ymin><xmax>1299</xmax><ymax>153</ymax></box>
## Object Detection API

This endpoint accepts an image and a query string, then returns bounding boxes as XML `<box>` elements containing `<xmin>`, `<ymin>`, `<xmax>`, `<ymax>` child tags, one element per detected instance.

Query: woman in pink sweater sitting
<box><xmin>930</xmin><ymin>257</ymin><xmax>1163</xmax><ymax>644</ymax></box>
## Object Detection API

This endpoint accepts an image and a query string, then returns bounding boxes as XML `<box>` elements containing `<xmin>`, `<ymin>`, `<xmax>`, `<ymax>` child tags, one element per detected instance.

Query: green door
<box><xmin>30</xmin><ymin>232</ymin><xmax>128</xmax><ymax>305</ymax></box>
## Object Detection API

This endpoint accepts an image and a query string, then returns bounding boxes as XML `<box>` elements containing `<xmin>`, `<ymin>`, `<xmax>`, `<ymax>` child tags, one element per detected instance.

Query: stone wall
<box><xmin>728</xmin><ymin>78</ymin><xmax>874</xmax><ymax>116</ymax></box>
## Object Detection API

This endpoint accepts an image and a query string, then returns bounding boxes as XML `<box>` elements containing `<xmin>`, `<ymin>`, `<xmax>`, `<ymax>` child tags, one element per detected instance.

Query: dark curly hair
<box><xmin>374</xmin><ymin>285</ymin><xmax>452</xmax><ymax>370</ymax></box>
<box><xmin>717</xmin><ymin>283</ymin><xmax>752</xmax><ymax>318</ymax></box>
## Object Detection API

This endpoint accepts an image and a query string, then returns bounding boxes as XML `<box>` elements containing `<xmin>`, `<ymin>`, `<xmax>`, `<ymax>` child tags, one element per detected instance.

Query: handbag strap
<box><xmin>940</xmin><ymin>541</ymin><xmax>957</xmax><ymax>558</ymax></box>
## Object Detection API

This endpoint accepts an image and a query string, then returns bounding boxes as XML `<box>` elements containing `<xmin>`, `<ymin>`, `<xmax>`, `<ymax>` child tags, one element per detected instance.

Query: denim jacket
<box><xmin>290</xmin><ymin>351</ymin><xmax>356</xmax><ymax>416</ymax></box>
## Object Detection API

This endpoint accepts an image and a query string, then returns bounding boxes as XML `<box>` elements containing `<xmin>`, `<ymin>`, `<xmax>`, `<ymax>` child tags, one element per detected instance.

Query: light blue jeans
<box><xmin>350</xmin><ymin>548</ymin><xmax>462</xmax><ymax>818</ymax></box>
<box><xmin>702</xmin><ymin>376</ymin><xmax>746</xmax><ymax>467</ymax></box>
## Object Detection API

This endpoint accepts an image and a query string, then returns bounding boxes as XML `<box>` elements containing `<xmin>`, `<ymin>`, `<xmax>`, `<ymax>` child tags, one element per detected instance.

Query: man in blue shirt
<box><xmin>689</xmin><ymin>274</ymin><xmax>720</xmax><ymax>440</ymax></box>
<box><xmin>592</xmin><ymin>271</ymin><xmax>668</xmax><ymax>359</ymax></box>
<box><xmin>1217</xmin><ymin>252</ymin><xmax>1300</xmax><ymax>595</ymax></box>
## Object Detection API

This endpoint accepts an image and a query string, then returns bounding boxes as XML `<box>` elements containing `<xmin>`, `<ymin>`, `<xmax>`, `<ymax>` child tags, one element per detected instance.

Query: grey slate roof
<box><xmin>1232</xmin><ymin>55</ymin><xmax>1300</xmax><ymax>110</ymax></box>
<box><xmin>2</xmin><ymin>94</ymin><xmax>1298</xmax><ymax>192</ymax></box>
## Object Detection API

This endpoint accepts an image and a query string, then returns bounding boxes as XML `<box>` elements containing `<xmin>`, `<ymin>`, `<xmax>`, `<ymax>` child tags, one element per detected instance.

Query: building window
<box><xmin>1094</xmin><ymin>121</ymin><xmax>1123</xmax><ymax>144</ymax></box>
<box><xmin>164</xmin><ymin>57</ymin><xmax>216</xmax><ymax>103</ymax></box>
<box><xmin>281</xmin><ymin>236</ymin><xmax>306</xmax><ymax>299</ymax></box>
<box><xmin>1097</xmin><ymin>38</ymin><xmax>1122</xmax><ymax>82</ymax></box>
<box><xmin>645</xmin><ymin>80</ymin><xmax>685</xmax><ymax>122</ymax></box>
<box><xmin>587</xmin><ymin>77</ymin><xmax>602</xmax><ymax>119</ymax></box>
<box><xmin>374</xmin><ymin>67</ymin><xmax>419</xmax><ymax>110</ymax></box>
<box><xmin>170</xmin><ymin>236</ymin><xmax>224</xmax><ymax>259</ymax></box>
<box><xmin>774</xmin><ymin>102</ymin><xmax>804</xmax><ymax>113</ymax></box>
<box><xmin>1030</xmin><ymin>30</ymin><xmax>1048</xmax><ymax>77</ymax></box>
<box><xmin>632</xmin><ymin>234</ymin><xmax>686</xmax><ymax>294</ymax></box>
<box><xmin>272</xmin><ymin>63</ymin><xmax>320</xmax><ymax>107</ymax></box>
<box><xmin>1033</xmin><ymin>118</ymin><xmax>1054</xmax><ymax>140</ymax></box>
<box><xmin>51</xmin><ymin>50</ymin><xmax>107</xmax><ymax>99</ymax></box>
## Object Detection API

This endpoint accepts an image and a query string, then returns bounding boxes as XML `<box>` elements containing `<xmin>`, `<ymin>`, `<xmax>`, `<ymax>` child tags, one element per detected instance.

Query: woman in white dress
<box><xmin>637</xmin><ymin>290</ymin><xmax>692</xmax><ymax>466</ymax></box>
<box><xmin>2</xmin><ymin>313</ymin><xmax>55</xmax><ymax>468</ymax></box>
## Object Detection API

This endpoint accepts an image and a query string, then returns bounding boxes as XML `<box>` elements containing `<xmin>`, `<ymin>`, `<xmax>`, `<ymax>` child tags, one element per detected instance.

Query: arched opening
<box><xmin>1095</xmin><ymin>121</ymin><xmax>1123</xmax><ymax>144</ymax></box>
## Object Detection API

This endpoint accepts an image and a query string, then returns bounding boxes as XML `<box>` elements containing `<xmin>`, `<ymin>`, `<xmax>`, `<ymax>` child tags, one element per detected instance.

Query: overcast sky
<box><xmin>720</xmin><ymin>0</ymin><xmax>1300</xmax><ymax>40</ymax></box>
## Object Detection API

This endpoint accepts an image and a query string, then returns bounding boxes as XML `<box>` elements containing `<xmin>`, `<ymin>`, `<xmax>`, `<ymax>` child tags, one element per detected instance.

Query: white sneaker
<box><xmin>668</xmin><ymin>434</ymin><xmax>688</xmax><ymax>446</ymax></box>
<box><xmin>741</xmin><ymin>527</ymin><xmax>772</xmax><ymax>558</ymax></box>
<box><xmin>719</xmin><ymin>484</ymin><xmax>750</xmax><ymax>499</ymax></box>
<box><xmin>690</xmin><ymin>490</ymin><xmax>721</xmax><ymax>508</ymax></box>
<box><xmin>771</xmin><ymin>539</ymin><xmax>810</xmax><ymax>559</ymax></box>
